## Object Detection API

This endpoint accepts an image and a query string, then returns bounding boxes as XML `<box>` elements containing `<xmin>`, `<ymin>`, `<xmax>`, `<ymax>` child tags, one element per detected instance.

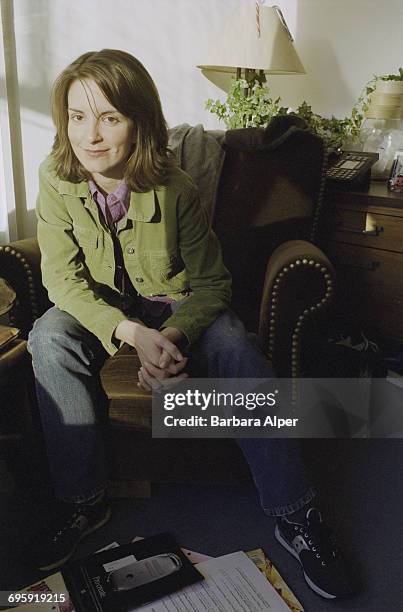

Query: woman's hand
<box><xmin>138</xmin><ymin>358</ymin><xmax>188</xmax><ymax>392</ymax></box>
<box><xmin>139</xmin><ymin>326</ymin><xmax>188</xmax><ymax>392</ymax></box>
<box><xmin>114</xmin><ymin>320</ymin><xmax>183</xmax><ymax>367</ymax></box>
<box><xmin>158</xmin><ymin>327</ymin><xmax>187</xmax><ymax>369</ymax></box>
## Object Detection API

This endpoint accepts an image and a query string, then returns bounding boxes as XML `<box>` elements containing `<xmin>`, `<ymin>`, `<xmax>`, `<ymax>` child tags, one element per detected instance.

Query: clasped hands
<box><xmin>114</xmin><ymin>319</ymin><xmax>188</xmax><ymax>392</ymax></box>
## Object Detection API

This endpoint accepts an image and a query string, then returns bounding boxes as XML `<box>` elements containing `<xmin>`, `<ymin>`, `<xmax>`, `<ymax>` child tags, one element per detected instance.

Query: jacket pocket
<box><xmin>134</xmin><ymin>251</ymin><xmax>188</xmax><ymax>294</ymax></box>
<box><xmin>73</xmin><ymin>226</ymin><xmax>102</xmax><ymax>274</ymax></box>
<box><xmin>74</xmin><ymin>226</ymin><xmax>99</xmax><ymax>249</ymax></box>
<box><xmin>73</xmin><ymin>225</ymin><xmax>99</xmax><ymax>249</ymax></box>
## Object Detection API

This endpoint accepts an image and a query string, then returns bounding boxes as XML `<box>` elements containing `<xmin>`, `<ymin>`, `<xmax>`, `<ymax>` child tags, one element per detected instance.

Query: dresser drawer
<box><xmin>330</xmin><ymin>208</ymin><xmax>403</xmax><ymax>253</ymax></box>
<box><xmin>329</xmin><ymin>242</ymin><xmax>403</xmax><ymax>338</ymax></box>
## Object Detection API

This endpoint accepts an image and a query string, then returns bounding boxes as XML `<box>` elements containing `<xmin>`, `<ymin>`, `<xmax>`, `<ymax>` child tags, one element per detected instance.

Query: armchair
<box><xmin>0</xmin><ymin>125</ymin><xmax>335</xmax><ymax>492</ymax></box>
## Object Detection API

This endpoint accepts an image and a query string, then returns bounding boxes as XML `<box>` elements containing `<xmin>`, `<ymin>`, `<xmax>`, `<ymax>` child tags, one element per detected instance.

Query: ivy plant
<box><xmin>205</xmin><ymin>69</ymin><xmax>403</xmax><ymax>150</ymax></box>
<box><xmin>379</xmin><ymin>67</ymin><xmax>403</xmax><ymax>81</ymax></box>
<box><xmin>205</xmin><ymin>79</ymin><xmax>288</xmax><ymax>130</ymax></box>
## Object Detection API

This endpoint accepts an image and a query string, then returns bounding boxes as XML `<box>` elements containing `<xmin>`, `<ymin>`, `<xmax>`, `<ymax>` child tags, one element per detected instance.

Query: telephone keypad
<box><xmin>326</xmin><ymin>151</ymin><xmax>378</xmax><ymax>185</ymax></box>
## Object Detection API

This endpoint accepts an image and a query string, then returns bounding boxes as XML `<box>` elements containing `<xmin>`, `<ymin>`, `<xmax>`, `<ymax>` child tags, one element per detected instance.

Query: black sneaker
<box><xmin>30</xmin><ymin>494</ymin><xmax>111</xmax><ymax>571</ymax></box>
<box><xmin>275</xmin><ymin>507</ymin><xmax>353</xmax><ymax>599</ymax></box>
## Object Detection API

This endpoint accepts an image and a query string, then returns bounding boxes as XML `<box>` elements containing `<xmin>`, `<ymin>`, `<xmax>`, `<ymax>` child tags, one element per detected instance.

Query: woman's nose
<box><xmin>86</xmin><ymin>120</ymin><xmax>102</xmax><ymax>143</ymax></box>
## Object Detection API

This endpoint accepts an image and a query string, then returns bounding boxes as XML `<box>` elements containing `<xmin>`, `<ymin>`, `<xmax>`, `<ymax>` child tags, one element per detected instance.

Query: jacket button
<box><xmin>127</xmin><ymin>247</ymin><xmax>135</xmax><ymax>254</ymax></box>
<box><xmin>136</xmin><ymin>277</ymin><xmax>144</xmax><ymax>283</ymax></box>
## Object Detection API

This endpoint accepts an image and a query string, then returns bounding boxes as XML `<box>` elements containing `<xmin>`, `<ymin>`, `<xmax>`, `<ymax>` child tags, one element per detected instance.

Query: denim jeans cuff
<box><xmin>59</xmin><ymin>481</ymin><xmax>109</xmax><ymax>505</ymax></box>
<box><xmin>262</xmin><ymin>486</ymin><xmax>317</xmax><ymax>517</ymax></box>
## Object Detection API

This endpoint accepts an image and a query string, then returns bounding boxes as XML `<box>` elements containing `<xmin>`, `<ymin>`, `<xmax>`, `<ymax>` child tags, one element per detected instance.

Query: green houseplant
<box><xmin>205</xmin><ymin>69</ymin><xmax>403</xmax><ymax>150</ymax></box>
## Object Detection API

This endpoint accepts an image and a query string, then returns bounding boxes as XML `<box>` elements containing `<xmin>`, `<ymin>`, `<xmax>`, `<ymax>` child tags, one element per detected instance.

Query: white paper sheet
<box><xmin>132</xmin><ymin>536</ymin><xmax>212</xmax><ymax>565</ymax></box>
<box><xmin>135</xmin><ymin>551</ymin><xmax>291</xmax><ymax>611</ymax></box>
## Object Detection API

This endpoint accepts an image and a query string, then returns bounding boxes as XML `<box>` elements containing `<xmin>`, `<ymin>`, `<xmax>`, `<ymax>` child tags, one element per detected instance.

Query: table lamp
<box><xmin>197</xmin><ymin>2</ymin><xmax>305</xmax><ymax>94</ymax></box>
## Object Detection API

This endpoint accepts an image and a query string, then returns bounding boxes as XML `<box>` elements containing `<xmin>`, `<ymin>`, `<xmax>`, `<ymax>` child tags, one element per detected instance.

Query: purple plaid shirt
<box><xmin>89</xmin><ymin>179</ymin><xmax>175</xmax><ymax>310</ymax></box>
<box><xmin>88</xmin><ymin>179</ymin><xmax>130</xmax><ymax>228</ymax></box>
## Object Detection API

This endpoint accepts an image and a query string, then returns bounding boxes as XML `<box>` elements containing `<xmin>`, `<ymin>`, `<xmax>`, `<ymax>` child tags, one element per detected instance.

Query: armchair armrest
<box><xmin>258</xmin><ymin>240</ymin><xmax>335</xmax><ymax>377</ymax></box>
<box><xmin>0</xmin><ymin>238</ymin><xmax>50</xmax><ymax>337</ymax></box>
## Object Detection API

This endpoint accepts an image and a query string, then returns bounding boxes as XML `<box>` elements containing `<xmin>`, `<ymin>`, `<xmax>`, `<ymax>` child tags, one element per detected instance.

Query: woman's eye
<box><xmin>70</xmin><ymin>114</ymin><xmax>84</xmax><ymax>122</ymax></box>
<box><xmin>103</xmin><ymin>115</ymin><xmax>118</xmax><ymax>124</ymax></box>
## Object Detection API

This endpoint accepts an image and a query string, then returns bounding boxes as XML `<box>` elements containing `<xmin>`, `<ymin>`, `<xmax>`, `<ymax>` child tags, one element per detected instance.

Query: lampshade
<box><xmin>197</xmin><ymin>4</ymin><xmax>305</xmax><ymax>90</ymax></box>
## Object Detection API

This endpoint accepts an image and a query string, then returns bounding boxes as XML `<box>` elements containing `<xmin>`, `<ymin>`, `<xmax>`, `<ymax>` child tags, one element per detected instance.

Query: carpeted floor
<box><xmin>1</xmin><ymin>439</ymin><xmax>402</xmax><ymax>611</ymax></box>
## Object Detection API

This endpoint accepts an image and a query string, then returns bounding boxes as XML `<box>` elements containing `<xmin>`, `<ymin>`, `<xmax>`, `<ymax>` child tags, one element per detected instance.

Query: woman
<box><xmin>28</xmin><ymin>49</ymin><xmax>351</xmax><ymax>599</ymax></box>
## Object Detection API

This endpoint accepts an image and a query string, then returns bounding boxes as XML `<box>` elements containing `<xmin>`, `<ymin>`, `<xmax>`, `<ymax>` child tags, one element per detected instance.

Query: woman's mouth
<box><xmin>84</xmin><ymin>149</ymin><xmax>109</xmax><ymax>157</ymax></box>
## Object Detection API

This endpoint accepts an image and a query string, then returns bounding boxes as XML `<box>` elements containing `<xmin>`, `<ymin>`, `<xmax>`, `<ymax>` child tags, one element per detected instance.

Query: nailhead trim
<box><xmin>310</xmin><ymin>141</ymin><xmax>328</xmax><ymax>245</ymax></box>
<box><xmin>0</xmin><ymin>245</ymin><xmax>39</xmax><ymax>323</ymax></box>
<box><xmin>267</xmin><ymin>256</ymin><xmax>334</xmax><ymax>377</ymax></box>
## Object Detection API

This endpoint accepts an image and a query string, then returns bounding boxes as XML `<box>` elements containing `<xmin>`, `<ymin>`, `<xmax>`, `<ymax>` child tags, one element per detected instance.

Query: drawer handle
<box><xmin>337</xmin><ymin>259</ymin><xmax>380</xmax><ymax>272</ymax></box>
<box><xmin>337</xmin><ymin>223</ymin><xmax>383</xmax><ymax>237</ymax></box>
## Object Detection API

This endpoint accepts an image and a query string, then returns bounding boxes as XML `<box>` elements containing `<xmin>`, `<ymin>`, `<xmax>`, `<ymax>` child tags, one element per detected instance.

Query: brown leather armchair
<box><xmin>0</xmin><ymin>124</ymin><xmax>335</xmax><ymax>493</ymax></box>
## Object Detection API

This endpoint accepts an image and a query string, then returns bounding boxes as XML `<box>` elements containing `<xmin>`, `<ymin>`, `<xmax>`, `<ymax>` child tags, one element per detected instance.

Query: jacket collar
<box><xmin>57</xmin><ymin>179</ymin><xmax>90</xmax><ymax>197</ymax></box>
<box><xmin>57</xmin><ymin>178</ymin><xmax>157</xmax><ymax>222</ymax></box>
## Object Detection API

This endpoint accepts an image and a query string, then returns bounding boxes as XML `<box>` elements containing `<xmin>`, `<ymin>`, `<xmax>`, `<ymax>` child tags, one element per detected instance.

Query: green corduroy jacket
<box><xmin>36</xmin><ymin>157</ymin><xmax>232</xmax><ymax>355</ymax></box>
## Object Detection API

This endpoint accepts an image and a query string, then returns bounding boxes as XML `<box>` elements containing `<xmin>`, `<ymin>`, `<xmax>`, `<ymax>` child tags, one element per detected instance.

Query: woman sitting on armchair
<box><xmin>27</xmin><ymin>48</ymin><xmax>352</xmax><ymax>599</ymax></box>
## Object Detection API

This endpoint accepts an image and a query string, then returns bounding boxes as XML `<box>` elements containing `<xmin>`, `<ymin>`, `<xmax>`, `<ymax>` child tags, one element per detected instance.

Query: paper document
<box><xmin>136</xmin><ymin>551</ymin><xmax>291</xmax><ymax>611</ymax></box>
<box><xmin>132</xmin><ymin>536</ymin><xmax>212</xmax><ymax>565</ymax></box>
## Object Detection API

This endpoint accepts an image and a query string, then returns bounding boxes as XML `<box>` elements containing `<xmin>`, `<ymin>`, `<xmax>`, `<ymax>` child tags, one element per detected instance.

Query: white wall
<box><xmin>3</xmin><ymin>0</ymin><xmax>403</xmax><ymax>239</ymax></box>
<box><xmin>267</xmin><ymin>0</ymin><xmax>403</xmax><ymax>118</ymax></box>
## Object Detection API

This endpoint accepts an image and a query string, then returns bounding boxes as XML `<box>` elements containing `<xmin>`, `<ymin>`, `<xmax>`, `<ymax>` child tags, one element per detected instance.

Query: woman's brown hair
<box><xmin>51</xmin><ymin>49</ymin><xmax>176</xmax><ymax>191</ymax></box>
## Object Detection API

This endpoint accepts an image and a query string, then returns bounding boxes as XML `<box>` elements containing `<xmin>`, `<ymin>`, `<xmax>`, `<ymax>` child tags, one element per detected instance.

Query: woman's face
<box><xmin>67</xmin><ymin>79</ymin><xmax>135</xmax><ymax>182</ymax></box>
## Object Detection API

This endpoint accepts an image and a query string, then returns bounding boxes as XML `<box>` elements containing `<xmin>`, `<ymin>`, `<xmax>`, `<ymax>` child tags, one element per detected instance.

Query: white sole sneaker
<box><xmin>275</xmin><ymin>523</ymin><xmax>337</xmax><ymax>599</ymax></box>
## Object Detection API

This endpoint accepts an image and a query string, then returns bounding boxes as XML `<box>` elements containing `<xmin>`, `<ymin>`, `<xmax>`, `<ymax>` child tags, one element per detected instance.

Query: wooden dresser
<box><xmin>325</xmin><ymin>182</ymin><xmax>403</xmax><ymax>341</ymax></box>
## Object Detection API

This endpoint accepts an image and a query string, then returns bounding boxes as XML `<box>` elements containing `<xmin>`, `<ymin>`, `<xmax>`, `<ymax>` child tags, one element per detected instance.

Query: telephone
<box><xmin>326</xmin><ymin>151</ymin><xmax>379</xmax><ymax>188</ymax></box>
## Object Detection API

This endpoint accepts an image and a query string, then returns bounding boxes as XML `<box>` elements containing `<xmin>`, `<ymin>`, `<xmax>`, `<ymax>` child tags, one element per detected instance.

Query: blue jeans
<box><xmin>28</xmin><ymin>303</ymin><xmax>316</xmax><ymax>516</ymax></box>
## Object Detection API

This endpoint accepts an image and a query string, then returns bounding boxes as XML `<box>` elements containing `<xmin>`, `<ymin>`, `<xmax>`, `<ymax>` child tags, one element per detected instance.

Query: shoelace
<box><xmin>293</xmin><ymin>522</ymin><xmax>339</xmax><ymax>567</ymax></box>
<box><xmin>52</xmin><ymin>508</ymin><xmax>85</xmax><ymax>542</ymax></box>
